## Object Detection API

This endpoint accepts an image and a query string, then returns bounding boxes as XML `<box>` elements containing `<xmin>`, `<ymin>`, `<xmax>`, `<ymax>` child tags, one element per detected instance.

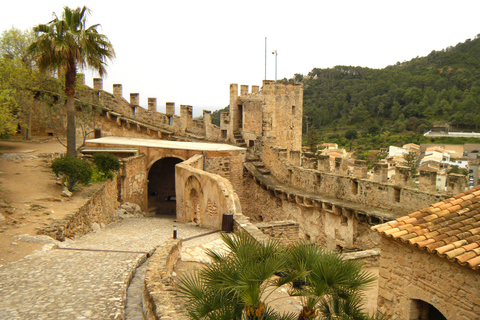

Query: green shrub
<box><xmin>92</xmin><ymin>153</ymin><xmax>120</xmax><ymax>180</ymax></box>
<box><xmin>51</xmin><ymin>156</ymin><xmax>93</xmax><ymax>191</ymax></box>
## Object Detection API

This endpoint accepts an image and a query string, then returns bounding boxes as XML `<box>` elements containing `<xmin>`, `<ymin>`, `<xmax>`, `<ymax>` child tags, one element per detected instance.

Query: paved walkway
<box><xmin>0</xmin><ymin>216</ymin><xmax>220</xmax><ymax>320</ymax></box>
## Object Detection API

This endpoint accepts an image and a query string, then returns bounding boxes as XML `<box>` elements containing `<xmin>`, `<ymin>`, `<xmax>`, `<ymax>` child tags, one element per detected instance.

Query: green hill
<box><xmin>294</xmin><ymin>34</ymin><xmax>480</xmax><ymax>136</ymax></box>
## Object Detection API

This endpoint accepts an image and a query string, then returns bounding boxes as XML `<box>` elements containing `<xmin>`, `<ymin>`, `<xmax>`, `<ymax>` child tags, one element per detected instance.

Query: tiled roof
<box><xmin>372</xmin><ymin>185</ymin><xmax>480</xmax><ymax>271</ymax></box>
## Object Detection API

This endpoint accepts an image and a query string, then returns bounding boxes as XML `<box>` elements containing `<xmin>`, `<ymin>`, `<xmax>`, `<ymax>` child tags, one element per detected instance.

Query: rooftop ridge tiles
<box><xmin>426</xmin><ymin>241</ymin><xmax>446</xmax><ymax>253</ymax></box>
<box><xmin>407</xmin><ymin>235</ymin><xmax>426</xmax><ymax>245</ymax></box>
<box><xmin>435</xmin><ymin>209</ymin><xmax>450</xmax><ymax>217</ymax></box>
<box><xmin>375</xmin><ymin>225</ymin><xmax>395</xmax><ymax>233</ymax></box>
<box><xmin>461</xmin><ymin>194</ymin><xmax>475</xmax><ymax>201</ymax></box>
<box><xmin>398</xmin><ymin>223</ymin><xmax>414</xmax><ymax>231</ymax></box>
<box><xmin>448</xmin><ymin>204</ymin><xmax>462</xmax><ymax>213</ymax></box>
<box><xmin>461</xmin><ymin>242</ymin><xmax>480</xmax><ymax>251</ymax></box>
<box><xmin>416</xmin><ymin>238</ymin><xmax>435</xmax><ymax>247</ymax></box>
<box><xmin>414</xmin><ymin>228</ymin><xmax>432</xmax><ymax>236</ymax></box>
<box><xmin>429</xmin><ymin>217</ymin><xmax>446</xmax><ymax>225</ymax></box>
<box><xmin>436</xmin><ymin>243</ymin><xmax>456</xmax><ymax>255</ymax></box>
<box><xmin>403</xmin><ymin>218</ymin><xmax>417</xmax><ymax>224</ymax></box>
<box><xmin>445</xmin><ymin>247</ymin><xmax>466</xmax><ymax>259</ymax></box>
<box><xmin>421</xmin><ymin>230</ymin><xmax>440</xmax><ymax>239</ymax></box>
<box><xmin>451</xmin><ymin>198</ymin><xmax>465</xmax><ymax>206</ymax></box>
<box><xmin>439</xmin><ymin>203</ymin><xmax>453</xmax><ymax>210</ymax></box>
<box><xmin>391</xmin><ymin>230</ymin><xmax>409</xmax><ymax>238</ymax></box>
<box><xmin>431</xmin><ymin>201</ymin><xmax>446</xmax><ymax>208</ymax></box>
<box><xmin>423</xmin><ymin>214</ymin><xmax>440</xmax><ymax>222</ymax></box>
<box><xmin>409</xmin><ymin>211</ymin><xmax>427</xmax><ymax>219</ymax></box>
<box><xmin>397</xmin><ymin>215</ymin><xmax>413</xmax><ymax>222</ymax></box>
<box><xmin>400</xmin><ymin>233</ymin><xmax>420</xmax><ymax>242</ymax></box>
<box><xmin>456</xmin><ymin>251</ymin><xmax>477</xmax><ymax>263</ymax></box>
<box><xmin>470</xmin><ymin>227</ymin><xmax>480</xmax><ymax>235</ymax></box>
<box><xmin>466</xmin><ymin>256</ymin><xmax>480</xmax><ymax>269</ymax></box>
<box><xmin>383</xmin><ymin>228</ymin><xmax>400</xmax><ymax>236</ymax></box>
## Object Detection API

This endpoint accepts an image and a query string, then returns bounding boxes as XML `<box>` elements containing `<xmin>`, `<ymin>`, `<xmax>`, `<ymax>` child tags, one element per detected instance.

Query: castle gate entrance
<box><xmin>148</xmin><ymin>157</ymin><xmax>183</xmax><ymax>215</ymax></box>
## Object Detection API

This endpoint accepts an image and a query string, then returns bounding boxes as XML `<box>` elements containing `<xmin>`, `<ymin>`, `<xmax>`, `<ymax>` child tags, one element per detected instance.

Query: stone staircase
<box><xmin>233</xmin><ymin>131</ymin><xmax>247</xmax><ymax>148</ymax></box>
<box><xmin>245</xmin><ymin>152</ymin><xmax>270</xmax><ymax>175</ymax></box>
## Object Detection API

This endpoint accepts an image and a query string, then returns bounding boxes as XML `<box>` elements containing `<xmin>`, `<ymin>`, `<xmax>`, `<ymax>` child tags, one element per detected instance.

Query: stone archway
<box><xmin>185</xmin><ymin>175</ymin><xmax>205</xmax><ymax>225</ymax></box>
<box><xmin>410</xmin><ymin>299</ymin><xmax>447</xmax><ymax>320</ymax></box>
<box><xmin>147</xmin><ymin>156</ymin><xmax>183</xmax><ymax>215</ymax></box>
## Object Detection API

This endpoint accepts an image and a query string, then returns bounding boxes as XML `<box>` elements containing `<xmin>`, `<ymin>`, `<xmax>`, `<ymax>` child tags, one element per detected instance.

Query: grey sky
<box><xmin>2</xmin><ymin>1</ymin><xmax>480</xmax><ymax>116</ymax></box>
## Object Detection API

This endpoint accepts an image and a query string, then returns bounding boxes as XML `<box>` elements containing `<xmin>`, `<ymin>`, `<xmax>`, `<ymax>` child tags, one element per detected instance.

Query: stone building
<box><xmin>224</xmin><ymin>81</ymin><xmax>303</xmax><ymax>153</ymax></box>
<box><xmin>372</xmin><ymin>186</ymin><xmax>480</xmax><ymax>319</ymax></box>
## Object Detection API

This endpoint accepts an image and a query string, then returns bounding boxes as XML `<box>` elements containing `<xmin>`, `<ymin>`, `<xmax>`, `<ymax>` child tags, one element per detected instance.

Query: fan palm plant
<box><xmin>28</xmin><ymin>6</ymin><xmax>115</xmax><ymax>157</ymax></box>
<box><xmin>178</xmin><ymin>232</ymin><xmax>299</xmax><ymax>319</ymax></box>
<box><xmin>283</xmin><ymin>242</ymin><xmax>376</xmax><ymax>320</ymax></box>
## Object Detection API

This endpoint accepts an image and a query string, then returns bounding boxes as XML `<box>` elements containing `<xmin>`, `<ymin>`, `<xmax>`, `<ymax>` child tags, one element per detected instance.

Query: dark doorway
<box><xmin>411</xmin><ymin>299</ymin><xmax>447</xmax><ymax>320</ymax></box>
<box><xmin>237</xmin><ymin>104</ymin><xmax>243</xmax><ymax>130</ymax></box>
<box><xmin>148</xmin><ymin>157</ymin><xmax>183</xmax><ymax>215</ymax></box>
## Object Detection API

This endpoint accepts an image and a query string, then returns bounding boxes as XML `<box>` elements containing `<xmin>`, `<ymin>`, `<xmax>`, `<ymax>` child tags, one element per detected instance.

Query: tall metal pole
<box><xmin>264</xmin><ymin>37</ymin><xmax>267</xmax><ymax>81</ymax></box>
<box><xmin>272</xmin><ymin>50</ymin><xmax>277</xmax><ymax>94</ymax></box>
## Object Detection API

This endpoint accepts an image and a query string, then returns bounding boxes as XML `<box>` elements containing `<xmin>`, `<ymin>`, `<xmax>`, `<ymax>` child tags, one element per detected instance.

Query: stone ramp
<box><xmin>0</xmin><ymin>216</ymin><xmax>213</xmax><ymax>320</ymax></box>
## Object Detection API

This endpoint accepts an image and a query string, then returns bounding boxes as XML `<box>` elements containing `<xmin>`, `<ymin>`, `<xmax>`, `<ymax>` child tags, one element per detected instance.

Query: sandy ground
<box><xmin>0</xmin><ymin>135</ymin><xmax>100</xmax><ymax>265</ymax></box>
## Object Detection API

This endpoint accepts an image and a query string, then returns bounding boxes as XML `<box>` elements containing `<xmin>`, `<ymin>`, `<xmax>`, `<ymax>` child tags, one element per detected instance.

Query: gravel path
<box><xmin>0</xmin><ymin>216</ymin><xmax>213</xmax><ymax>320</ymax></box>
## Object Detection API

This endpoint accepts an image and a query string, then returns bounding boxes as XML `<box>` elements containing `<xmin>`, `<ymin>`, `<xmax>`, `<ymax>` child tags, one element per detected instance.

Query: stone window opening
<box><xmin>292</xmin><ymin>105</ymin><xmax>296</xmax><ymax>115</ymax></box>
<box><xmin>394</xmin><ymin>187</ymin><xmax>401</xmax><ymax>202</ymax></box>
<box><xmin>315</xmin><ymin>174</ymin><xmax>321</xmax><ymax>187</ymax></box>
<box><xmin>167</xmin><ymin>116</ymin><xmax>172</xmax><ymax>125</ymax></box>
<box><xmin>287</xmin><ymin>169</ymin><xmax>293</xmax><ymax>182</ymax></box>
<box><xmin>249</xmin><ymin>140</ymin><xmax>255</xmax><ymax>147</ymax></box>
<box><xmin>351</xmin><ymin>180</ymin><xmax>358</xmax><ymax>195</ymax></box>
<box><xmin>341</xmin><ymin>215</ymin><xmax>348</xmax><ymax>226</ymax></box>
<box><xmin>221</xmin><ymin>130</ymin><xmax>227</xmax><ymax>139</ymax></box>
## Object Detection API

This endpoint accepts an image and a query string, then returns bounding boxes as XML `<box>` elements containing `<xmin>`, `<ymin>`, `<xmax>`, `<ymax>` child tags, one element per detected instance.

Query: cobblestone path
<box><xmin>0</xmin><ymin>216</ymin><xmax>213</xmax><ymax>320</ymax></box>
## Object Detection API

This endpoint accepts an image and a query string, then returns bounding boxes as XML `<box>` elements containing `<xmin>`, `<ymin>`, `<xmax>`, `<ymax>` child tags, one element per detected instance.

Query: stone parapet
<box><xmin>39</xmin><ymin>177</ymin><xmax>120</xmax><ymax>241</ymax></box>
<box><xmin>143</xmin><ymin>239</ymin><xmax>189</xmax><ymax>320</ymax></box>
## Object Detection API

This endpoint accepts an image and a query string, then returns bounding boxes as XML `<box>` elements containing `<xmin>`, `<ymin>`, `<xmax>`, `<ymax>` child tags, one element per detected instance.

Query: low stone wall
<box><xmin>39</xmin><ymin>177</ymin><xmax>120</xmax><ymax>241</ymax></box>
<box><xmin>254</xmin><ymin>220</ymin><xmax>301</xmax><ymax>246</ymax></box>
<box><xmin>342</xmin><ymin>248</ymin><xmax>380</xmax><ymax>268</ymax></box>
<box><xmin>143</xmin><ymin>239</ymin><xmax>189</xmax><ymax>320</ymax></box>
<box><xmin>176</xmin><ymin>156</ymin><xmax>242</xmax><ymax>230</ymax></box>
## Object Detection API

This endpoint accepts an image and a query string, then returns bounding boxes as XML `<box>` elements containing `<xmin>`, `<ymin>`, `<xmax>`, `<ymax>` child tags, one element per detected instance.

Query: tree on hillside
<box><xmin>401</xmin><ymin>151</ymin><xmax>418</xmax><ymax>175</ymax></box>
<box><xmin>28</xmin><ymin>6</ymin><xmax>115</xmax><ymax>157</ymax></box>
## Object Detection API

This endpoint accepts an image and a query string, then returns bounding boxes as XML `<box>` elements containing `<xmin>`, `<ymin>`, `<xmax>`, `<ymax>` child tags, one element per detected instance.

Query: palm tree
<box><xmin>283</xmin><ymin>242</ymin><xmax>377</xmax><ymax>320</ymax></box>
<box><xmin>28</xmin><ymin>6</ymin><xmax>114</xmax><ymax>157</ymax></box>
<box><xmin>177</xmin><ymin>232</ymin><xmax>299</xmax><ymax>319</ymax></box>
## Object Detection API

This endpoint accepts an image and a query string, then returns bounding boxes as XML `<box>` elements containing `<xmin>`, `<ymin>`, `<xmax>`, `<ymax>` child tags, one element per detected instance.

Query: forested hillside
<box><xmin>296</xmin><ymin>34</ymin><xmax>480</xmax><ymax>135</ymax></box>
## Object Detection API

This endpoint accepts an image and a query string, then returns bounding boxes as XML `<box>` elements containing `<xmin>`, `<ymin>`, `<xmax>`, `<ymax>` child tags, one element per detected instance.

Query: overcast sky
<box><xmin>2</xmin><ymin>1</ymin><xmax>480</xmax><ymax>116</ymax></box>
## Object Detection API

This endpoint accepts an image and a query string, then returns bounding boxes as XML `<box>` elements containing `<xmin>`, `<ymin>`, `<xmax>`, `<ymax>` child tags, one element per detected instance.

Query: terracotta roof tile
<box><xmin>456</xmin><ymin>251</ymin><xmax>477</xmax><ymax>263</ymax></box>
<box><xmin>374</xmin><ymin>186</ymin><xmax>480</xmax><ymax>271</ymax></box>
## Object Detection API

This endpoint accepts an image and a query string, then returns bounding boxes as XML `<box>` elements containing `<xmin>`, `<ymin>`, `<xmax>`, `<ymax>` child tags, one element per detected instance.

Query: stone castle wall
<box><xmin>39</xmin><ymin>177</ymin><xmax>120</xmax><ymax>241</ymax></box>
<box><xmin>261</xmin><ymin>145</ymin><xmax>446</xmax><ymax>215</ymax></box>
<box><xmin>175</xmin><ymin>154</ymin><xmax>243</xmax><ymax>229</ymax></box>
<box><xmin>76</xmin><ymin>79</ymin><xmax>222</xmax><ymax>142</ymax></box>
<box><xmin>120</xmin><ymin>155</ymin><xmax>148</xmax><ymax>212</ymax></box>
<box><xmin>377</xmin><ymin>237</ymin><xmax>480</xmax><ymax>319</ymax></box>
<box><xmin>228</xmin><ymin>81</ymin><xmax>303</xmax><ymax>153</ymax></box>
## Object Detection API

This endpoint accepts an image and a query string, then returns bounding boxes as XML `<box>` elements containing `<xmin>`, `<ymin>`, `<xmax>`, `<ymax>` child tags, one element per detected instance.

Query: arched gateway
<box><xmin>83</xmin><ymin>136</ymin><xmax>246</xmax><ymax>219</ymax></box>
<box><xmin>148</xmin><ymin>156</ymin><xmax>183</xmax><ymax>215</ymax></box>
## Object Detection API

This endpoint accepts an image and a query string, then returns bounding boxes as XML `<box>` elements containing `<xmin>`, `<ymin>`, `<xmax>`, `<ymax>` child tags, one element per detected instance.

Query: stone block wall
<box><xmin>74</xmin><ymin>79</ymin><xmax>222</xmax><ymax>142</ymax></box>
<box><xmin>261</xmin><ymin>145</ymin><xmax>446</xmax><ymax>215</ymax></box>
<box><xmin>175</xmin><ymin>155</ymin><xmax>242</xmax><ymax>230</ymax></box>
<box><xmin>40</xmin><ymin>177</ymin><xmax>120</xmax><ymax>240</ymax></box>
<box><xmin>143</xmin><ymin>239</ymin><xmax>189</xmax><ymax>320</ymax></box>
<box><xmin>377</xmin><ymin>237</ymin><xmax>480</xmax><ymax>319</ymax></box>
<box><xmin>120</xmin><ymin>155</ymin><xmax>148</xmax><ymax>212</ymax></box>
<box><xmin>239</xmin><ymin>168</ymin><xmax>381</xmax><ymax>251</ymax></box>
<box><xmin>254</xmin><ymin>221</ymin><xmax>301</xmax><ymax>246</ymax></box>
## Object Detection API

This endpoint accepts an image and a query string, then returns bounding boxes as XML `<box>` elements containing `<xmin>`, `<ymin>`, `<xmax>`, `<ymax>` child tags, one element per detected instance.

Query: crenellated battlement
<box><xmin>83</xmin><ymin>78</ymin><xmax>222</xmax><ymax>141</ymax></box>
